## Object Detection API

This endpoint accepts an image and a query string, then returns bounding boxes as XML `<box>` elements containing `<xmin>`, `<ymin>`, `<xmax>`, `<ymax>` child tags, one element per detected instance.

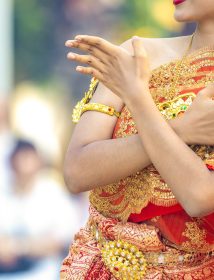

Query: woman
<box><xmin>61</xmin><ymin>0</ymin><xmax>214</xmax><ymax>279</ymax></box>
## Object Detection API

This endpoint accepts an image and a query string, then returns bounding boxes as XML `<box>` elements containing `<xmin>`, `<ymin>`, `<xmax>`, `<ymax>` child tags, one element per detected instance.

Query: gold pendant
<box><xmin>101</xmin><ymin>240</ymin><xmax>147</xmax><ymax>280</ymax></box>
<box><xmin>157</xmin><ymin>92</ymin><xmax>196</xmax><ymax>120</ymax></box>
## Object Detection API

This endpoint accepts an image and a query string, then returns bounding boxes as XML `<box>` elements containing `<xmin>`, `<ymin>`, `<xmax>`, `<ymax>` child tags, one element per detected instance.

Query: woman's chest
<box><xmin>90</xmin><ymin>50</ymin><xmax>214</xmax><ymax>222</ymax></box>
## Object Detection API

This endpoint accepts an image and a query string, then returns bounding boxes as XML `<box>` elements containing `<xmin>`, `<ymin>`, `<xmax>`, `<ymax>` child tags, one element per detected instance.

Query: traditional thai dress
<box><xmin>60</xmin><ymin>47</ymin><xmax>214</xmax><ymax>280</ymax></box>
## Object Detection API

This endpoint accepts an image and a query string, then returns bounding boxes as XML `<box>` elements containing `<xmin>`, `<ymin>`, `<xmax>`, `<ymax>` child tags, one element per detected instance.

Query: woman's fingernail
<box><xmin>76</xmin><ymin>66</ymin><xmax>82</xmax><ymax>71</ymax></box>
<box><xmin>68</xmin><ymin>53</ymin><xmax>75</xmax><ymax>59</ymax></box>
<box><xmin>75</xmin><ymin>35</ymin><xmax>83</xmax><ymax>41</ymax></box>
<box><xmin>65</xmin><ymin>40</ymin><xmax>72</xmax><ymax>47</ymax></box>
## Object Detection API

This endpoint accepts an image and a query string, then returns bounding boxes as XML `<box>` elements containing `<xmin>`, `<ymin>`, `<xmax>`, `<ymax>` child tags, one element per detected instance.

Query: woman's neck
<box><xmin>193</xmin><ymin>20</ymin><xmax>214</xmax><ymax>50</ymax></box>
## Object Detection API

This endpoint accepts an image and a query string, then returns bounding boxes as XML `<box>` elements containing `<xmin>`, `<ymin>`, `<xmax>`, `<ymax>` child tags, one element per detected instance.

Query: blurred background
<box><xmin>0</xmin><ymin>0</ymin><xmax>195</xmax><ymax>279</ymax></box>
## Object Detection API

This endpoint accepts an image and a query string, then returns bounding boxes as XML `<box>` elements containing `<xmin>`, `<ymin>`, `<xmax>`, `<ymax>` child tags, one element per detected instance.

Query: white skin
<box><xmin>64</xmin><ymin>0</ymin><xmax>214</xmax><ymax>217</ymax></box>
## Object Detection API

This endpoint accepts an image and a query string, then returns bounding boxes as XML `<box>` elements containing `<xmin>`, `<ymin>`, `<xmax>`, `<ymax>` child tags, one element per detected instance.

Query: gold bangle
<box><xmin>80</xmin><ymin>102</ymin><xmax>121</xmax><ymax>118</ymax></box>
<box><xmin>72</xmin><ymin>77</ymin><xmax>121</xmax><ymax>123</ymax></box>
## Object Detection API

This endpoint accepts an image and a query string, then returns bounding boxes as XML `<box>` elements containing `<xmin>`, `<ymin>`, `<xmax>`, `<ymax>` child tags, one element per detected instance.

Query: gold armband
<box><xmin>72</xmin><ymin>77</ymin><xmax>121</xmax><ymax>123</ymax></box>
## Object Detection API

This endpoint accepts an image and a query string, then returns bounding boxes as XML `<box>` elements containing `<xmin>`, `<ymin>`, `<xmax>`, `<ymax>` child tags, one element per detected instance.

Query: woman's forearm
<box><xmin>126</xmin><ymin>94</ymin><xmax>213</xmax><ymax>217</ymax></box>
<box><xmin>64</xmin><ymin>118</ymin><xmax>185</xmax><ymax>193</ymax></box>
<box><xmin>65</xmin><ymin>134</ymin><xmax>149</xmax><ymax>192</ymax></box>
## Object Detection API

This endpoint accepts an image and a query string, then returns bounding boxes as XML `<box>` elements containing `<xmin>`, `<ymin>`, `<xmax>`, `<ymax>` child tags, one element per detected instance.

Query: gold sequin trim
<box><xmin>90</xmin><ymin>48</ymin><xmax>214</xmax><ymax>222</ymax></box>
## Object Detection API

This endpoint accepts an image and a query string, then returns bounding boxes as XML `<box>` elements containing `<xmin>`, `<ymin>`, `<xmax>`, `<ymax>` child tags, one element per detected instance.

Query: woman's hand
<box><xmin>176</xmin><ymin>84</ymin><xmax>214</xmax><ymax>145</ymax></box>
<box><xmin>65</xmin><ymin>35</ymin><xmax>151</xmax><ymax>105</ymax></box>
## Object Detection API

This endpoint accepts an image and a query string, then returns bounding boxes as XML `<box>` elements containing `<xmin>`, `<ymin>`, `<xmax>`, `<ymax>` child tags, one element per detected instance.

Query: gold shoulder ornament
<box><xmin>71</xmin><ymin>77</ymin><xmax>121</xmax><ymax>123</ymax></box>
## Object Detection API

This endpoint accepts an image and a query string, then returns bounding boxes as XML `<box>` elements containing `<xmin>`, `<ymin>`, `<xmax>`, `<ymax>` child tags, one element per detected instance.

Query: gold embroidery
<box><xmin>89</xmin><ymin>163</ymin><xmax>180</xmax><ymax>222</ymax></box>
<box><xmin>89</xmin><ymin>171</ymin><xmax>153</xmax><ymax>223</ymax></box>
<box><xmin>113</xmin><ymin>106</ymin><xmax>138</xmax><ymax>139</ymax></box>
<box><xmin>150</xmin><ymin>51</ymin><xmax>214</xmax><ymax>102</ymax></box>
<box><xmin>90</xmin><ymin>49</ymin><xmax>214</xmax><ymax>222</ymax></box>
<box><xmin>181</xmin><ymin>220</ymin><xmax>212</xmax><ymax>252</ymax></box>
<box><xmin>61</xmin><ymin>205</ymin><xmax>214</xmax><ymax>279</ymax></box>
<box><xmin>190</xmin><ymin>145</ymin><xmax>214</xmax><ymax>163</ymax></box>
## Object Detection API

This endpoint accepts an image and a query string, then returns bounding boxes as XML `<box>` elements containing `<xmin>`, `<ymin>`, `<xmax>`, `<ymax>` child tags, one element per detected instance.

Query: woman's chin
<box><xmin>174</xmin><ymin>11</ymin><xmax>194</xmax><ymax>22</ymax></box>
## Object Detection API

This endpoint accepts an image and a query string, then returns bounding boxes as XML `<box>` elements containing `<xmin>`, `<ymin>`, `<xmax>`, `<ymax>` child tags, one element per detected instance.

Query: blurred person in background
<box><xmin>0</xmin><ymin>139</ymin><xmax>81</xmax><ymax>280</ymax></box>
<box><xmin>61</xmin><ymin>0</ymin><xmax>214</xmax><ymax>279</ymax></box>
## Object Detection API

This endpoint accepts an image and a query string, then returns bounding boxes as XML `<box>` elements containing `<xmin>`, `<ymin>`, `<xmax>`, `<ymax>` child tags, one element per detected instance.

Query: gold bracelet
<box><xmin>72</xmin><ymin>77</ymin><xmax>121</xmax><ymax>123</ymax></box>
<box><xmin>80</xmin><ymin>102</ymin><xmax>121</xmax><ymax>118</ymax></box>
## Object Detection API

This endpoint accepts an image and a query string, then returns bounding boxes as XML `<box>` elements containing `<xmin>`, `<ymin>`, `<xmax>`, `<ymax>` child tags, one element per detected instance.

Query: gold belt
<box><xmin>89</xmin><ymin>222</ymin><xmax>214</xmax><ymax>280</ymax></box>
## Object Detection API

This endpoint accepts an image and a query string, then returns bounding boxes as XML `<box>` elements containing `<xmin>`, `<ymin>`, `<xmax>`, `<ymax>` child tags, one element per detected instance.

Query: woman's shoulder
<box><xmin>120</xmin><ymin>35</ymin><xmax>191</xmax><ymax>53</ymax></box>
<box><xmin>120</xmin><ymin>35</ymin><xmax>192</xmax><ymax>69</ymax></box>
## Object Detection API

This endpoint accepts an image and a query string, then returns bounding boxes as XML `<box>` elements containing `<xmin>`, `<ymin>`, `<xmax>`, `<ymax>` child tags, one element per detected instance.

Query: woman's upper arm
<box><xmin>69</xmin><ymin>81</ymin><xmax>124</xmax><ymax>149</ymax></box>
<box><xmin>68</xmin><ymin>39</ymin><xmax>133</xmax><ymax>149</ymax></box>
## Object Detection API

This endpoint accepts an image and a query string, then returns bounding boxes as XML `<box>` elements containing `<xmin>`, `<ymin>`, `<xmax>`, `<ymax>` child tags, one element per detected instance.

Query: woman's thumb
<box><xmin>132</xmin><ymin>36</ymin><xmax>150</xmax><ymax>78</ymax></box>
<box><xmin>132</xmin><ymin>36</ymin><xmax>147</xmax><ymax>59</ymax></box>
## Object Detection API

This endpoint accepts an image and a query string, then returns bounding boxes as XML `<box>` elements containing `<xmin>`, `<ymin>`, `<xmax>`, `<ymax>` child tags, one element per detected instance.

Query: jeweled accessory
<box><xmin>161</xmin><ymin>32</ymin><xmax>195</xmax><ymax>100</ymax></box>
<box><xmin>72</xmin><ymin>77</ymin><xmax>121</xmax><ymax>123</ymax></box>
<box><xmin>88</xmin><ymin>33</ymin><xmax>203</xmax><ymax>280</ymax></box>
<box><xmin>72</xmin><ymin>33</ymin><xmax>196</xmax><ymax>124</ymax></box>
<box><xmin>155</xmin><ymin>32</ymin><xmax>205</xmax><ymax>120</ymax></box>
<box><xmin>91</xmin><ymin>223</ymin><xmax>147</xmax><ymax>280</ymax></box>
<box><xmin>90</xmin><ymin>222</ymin><xmax>214</xmax><ymax>280</ymax></box>
<box><xmin>157</xmin><ymin>92</ymin><xmax>196</xmax><ymax>120</ymax></box>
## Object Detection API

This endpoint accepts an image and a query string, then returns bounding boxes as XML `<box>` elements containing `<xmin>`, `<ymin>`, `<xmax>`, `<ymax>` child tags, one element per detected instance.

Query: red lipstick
<box><xmin>173</xmin><ymin>0</ymin><xmax>186</xmax><ymax>5</ymax></box>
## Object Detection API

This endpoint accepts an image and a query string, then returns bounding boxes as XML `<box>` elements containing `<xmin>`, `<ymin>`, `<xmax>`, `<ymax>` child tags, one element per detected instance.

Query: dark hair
<box><xmin>10</xmin><ymin>139</ymin><xmax>37</xmax><ymax>161</ymax></box>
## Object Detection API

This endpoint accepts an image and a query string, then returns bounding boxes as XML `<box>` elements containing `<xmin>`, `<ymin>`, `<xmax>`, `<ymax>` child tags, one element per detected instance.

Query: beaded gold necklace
<box><xmin>167</xmin><ymin>32</ymin><xmax>195</xmax><ymax>96</ymax></box>
<box><xmin>156</xmin><ymin>32</ymin><xmax>197</xmax><ymax>120</ymax></box>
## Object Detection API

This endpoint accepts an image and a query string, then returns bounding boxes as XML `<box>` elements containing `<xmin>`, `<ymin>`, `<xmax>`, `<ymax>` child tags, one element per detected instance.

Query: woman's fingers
<box><xmin>76</xmin><ymin>66</ymin><xmax>104</xmax><ymax>81</ymax></box>
<box><xmin>65</xmin><ymin>37</ymin><xmax>117</xmax><ymax>77</ymax></box>
<box><xmin>65</xmin><ymin>40</ymin><xmax>109</xmax><ymax>64</ymax></box>
<box><xmin>67</xmin><ymin>52</ymin><xmax>105</xmax><ymax>73</ymax></box>
<box><xmin>74</xmin><ymin>35</ymin><xmax>119</xmax><ymax>56</ymax></box>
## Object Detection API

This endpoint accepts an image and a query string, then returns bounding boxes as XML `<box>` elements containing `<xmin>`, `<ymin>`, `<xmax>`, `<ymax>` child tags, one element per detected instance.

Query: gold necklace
<box><xmin>157</xmin><ymin>33</ymin><xmax>197</xmax><ymax>120</ymax></box>
<box><xmin>166</xmin><ymin>32</ymin><xmax>195</xmax><ymax>98</ymax></box>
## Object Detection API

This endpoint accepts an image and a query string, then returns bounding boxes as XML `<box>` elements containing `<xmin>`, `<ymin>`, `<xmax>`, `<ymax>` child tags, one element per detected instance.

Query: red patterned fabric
<box><xmin>60</xmin><ymin>206</ymin><xmax>214</xmax><ymax>280</ymax></box>
<box><xmin>61</xmin><ymin>47</ymin><xmax>214</xmax><ymax>279</ymax></box>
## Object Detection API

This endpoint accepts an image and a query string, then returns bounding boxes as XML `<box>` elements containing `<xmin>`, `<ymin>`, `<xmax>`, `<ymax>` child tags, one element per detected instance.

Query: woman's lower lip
<box><xmin>173</xmin><ymin>0</ymin><xmax>186</xmax><ymax>5</ymax></box>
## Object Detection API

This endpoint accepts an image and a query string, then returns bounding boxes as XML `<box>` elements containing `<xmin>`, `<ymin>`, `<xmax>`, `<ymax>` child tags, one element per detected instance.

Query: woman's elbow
<box><xmin>63</xmin><ymin>158</ymin><xmax>84</xmax><ymax>194</ymax></box>
<box><xmin>184</xmin><ymin>186</ymin><xmax>214</xmax><ymax>218</ymax></box>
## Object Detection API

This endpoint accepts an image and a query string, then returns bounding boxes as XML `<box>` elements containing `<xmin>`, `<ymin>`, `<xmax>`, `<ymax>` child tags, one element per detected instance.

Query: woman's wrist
<box><xmin>168</xmin><ymin>117</ymin><xmax>193</xmax><ymax>145</ymax></box>
<box><xmin>124</xmin><ymin>84</ymin><xmax>151</xmax><ymax>109</ymax></box>
<box><xmin>125</xmin><ymin>86</ymin><xmax>196</xmax><ymax>146</ymax></box>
